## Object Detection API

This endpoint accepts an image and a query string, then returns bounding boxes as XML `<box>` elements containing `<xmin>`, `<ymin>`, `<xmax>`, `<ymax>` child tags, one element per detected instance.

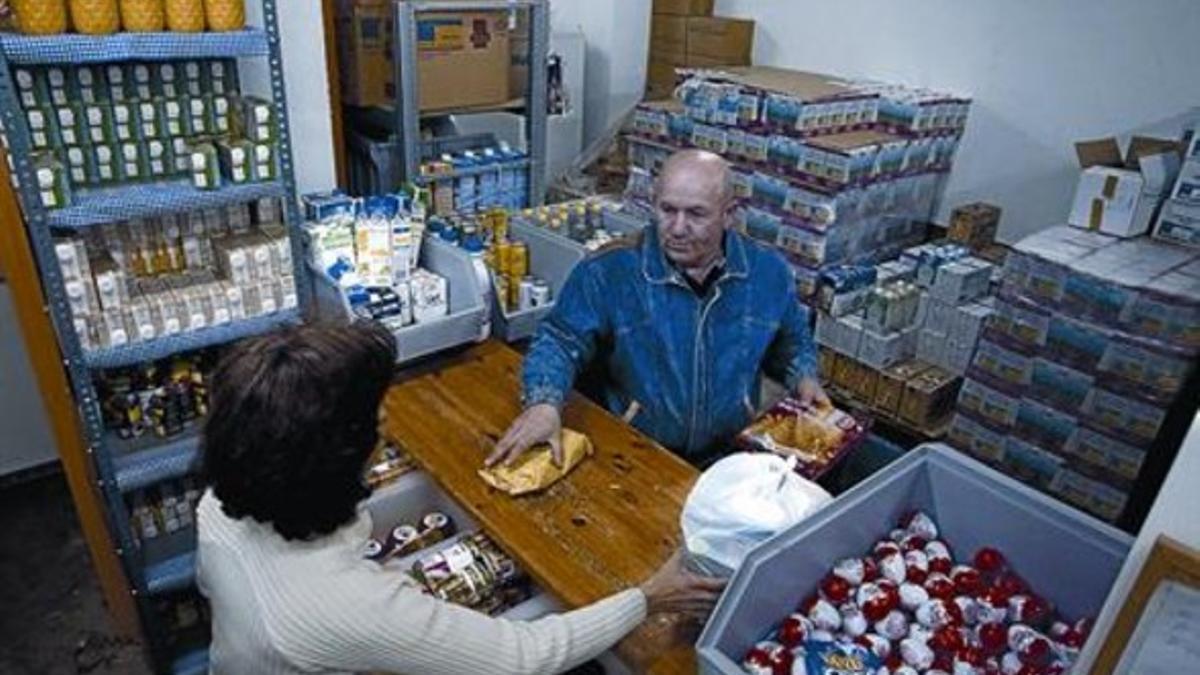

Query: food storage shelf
<box><xmin>310</xmin><ymin>238</ymin><xmax>489</xmax><ymax>365</ymax></box>
<box><xmin>111</xmin><ymin>429</ymin><xmax>202</xmax><ymax>493</ymax></box>
<box><xmin>492</xmin><ymin>221</ymin><xmax>584</xmax><ymax>342</ymax></box>
<box><xmin>46</xmin><ymin>179</ymin><xmax>288</xmax><ymax>229</ymax></box>
<box><xmin>0</xmin><ymin>29</ymin><xmax>269</xmax><ymax>65</ymax></box>
<box><xmin>696</xmin><ymin>443</ymin><xmax>1134</xmax><ymax>675</ymax></box>
<box><xmin>83</xmin><ymin>307</ymin><xmax>302</xmax><ymax>369</ymax></box>
<box><xmin>144</xmin><ymin>550</ymin><xmax>196</xmax><ymax>596</ymax></box>
<box><xmin>170</xmin><ymin>648</ymin><xmax>209</xmax><ymax>675</ymax></box>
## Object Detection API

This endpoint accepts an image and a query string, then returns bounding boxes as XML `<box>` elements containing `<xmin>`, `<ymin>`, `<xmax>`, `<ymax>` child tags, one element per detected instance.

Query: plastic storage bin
<box><xmin>344</xmin><ymin>127</ymin><xmax>498</xmax><ymax>196</ymax></box>
<box><xmin>696</xmin><ymin>443</ymin><xmax>1134</xmax><ymax>675</ymax></box>
<box><xmin>310</xmin><ymin>236</ymin><xmax>489</xmax><ymax>364</ymax></box>
<box><xmin>492</xmin><ymin>220</ymin><xmax>584</xmax><ymax>342</ymax></box>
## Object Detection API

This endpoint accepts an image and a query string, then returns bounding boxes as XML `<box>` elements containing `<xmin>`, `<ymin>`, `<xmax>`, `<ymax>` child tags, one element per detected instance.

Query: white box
<box><xmin>953</xmin><ymin>301</ymin><xmax>995</xmax><ymax>348</ymax></box>
<box><xmin>816</xmin><ymin>312</ymin><xmax>863</xmax><ymax>357</ymax></box>
<box><xmin>1153</xmin><ymin>197</ymin><xmax>1200</xmax><ymax>248</ymax></box>
<box><xmin>917</xmin><ymin>328</ymin><xmax>947</xmax><ymax>368</ymax></box>
<box><xmin>412</xmin><ymin>269</ymin><xmax>449</xmax><ymax>323</ymax></box>
<box><xmin>1068</xmin><ymin>154</ymin><xmax>1178</xmax><ymax>238</ymax></box>
<box><xmin>920</xmin><ymin>295</ymin><xmax>956</xmax><ymax>335</ymax></box>
<box><xmin>859</xmin><ymin>327</ymin><xmax>917</xmax><ymax>370</ymax></box>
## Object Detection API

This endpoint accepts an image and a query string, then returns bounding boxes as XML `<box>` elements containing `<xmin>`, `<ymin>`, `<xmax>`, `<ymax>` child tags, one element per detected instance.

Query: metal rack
<box><xmin>391</xmin><ymin>0</ymin><xmax>549</xmax><ymax>206</ymax></box>
<box><xmin>0</xmin><ymin>2</ymin><xmax>306</xmax><ymax>671</ymax></box>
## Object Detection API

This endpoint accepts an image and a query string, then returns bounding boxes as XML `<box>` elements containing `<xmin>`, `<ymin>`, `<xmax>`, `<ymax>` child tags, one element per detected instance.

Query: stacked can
<box><xmin>411</xmin><ymin>532</ymin><xmax>529</xmax><ymax>614</ymax></box>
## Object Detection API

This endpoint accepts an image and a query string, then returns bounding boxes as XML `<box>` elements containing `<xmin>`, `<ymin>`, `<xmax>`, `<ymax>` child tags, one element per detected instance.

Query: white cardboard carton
<box><xmin>1067</xmin><ymin>136</ymin><xmax>1181</xmax><ymax>238</ymax></box>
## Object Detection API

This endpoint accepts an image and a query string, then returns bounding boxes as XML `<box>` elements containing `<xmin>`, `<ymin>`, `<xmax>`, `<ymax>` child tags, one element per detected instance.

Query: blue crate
<box><xmin>112</xmin><ymin>430</ymin><xmax>202</xmax><ymax>493</ymax></box>
<box><xmin>696</xmin><ymin>443</ymin><xmax>1133</xmax><ymax>675</ymax></box>
<box><xmin>0</xmin><ymin>30</ymin><xmax>269</xmax><ymax>65</ymax></box>
<box><xmin>144</xmin><ymin>551</ymin><xmax>195</xmax><ymax>596</ymax></box>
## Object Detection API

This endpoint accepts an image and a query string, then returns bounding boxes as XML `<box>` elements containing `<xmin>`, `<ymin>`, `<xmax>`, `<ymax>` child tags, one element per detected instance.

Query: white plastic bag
<box><xmin>681</xmin><ymin>452</ymin><xmax>832</xmax><ymax>576</ymax></box>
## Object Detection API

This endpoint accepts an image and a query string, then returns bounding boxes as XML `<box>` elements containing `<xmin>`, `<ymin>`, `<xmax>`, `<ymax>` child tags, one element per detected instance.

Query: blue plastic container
<box><xmin>696</xmin><ymin>443</ymin><xmax>1133</xmax><ymax>675</ymax></box>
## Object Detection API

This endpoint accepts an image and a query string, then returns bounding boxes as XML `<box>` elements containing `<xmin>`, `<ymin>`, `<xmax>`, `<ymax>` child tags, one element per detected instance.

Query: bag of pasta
<box><xmin>735</xmin><ymin>396</ymin><xmax>866</xmax><ymax>478</ymax></box>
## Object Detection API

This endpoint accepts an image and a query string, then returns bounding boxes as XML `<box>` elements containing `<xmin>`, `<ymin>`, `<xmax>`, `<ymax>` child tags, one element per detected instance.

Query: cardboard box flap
<box><xmin>639</xmin><ymin>98</ymin><xmax>686</xmax><ymax>113</ymax></box>
<box><xmin>1075</xmin><ymin>138</ymin><xmax>1122</xmax><ymax>169</ymax></box>
<box><xmin>651</xmin><ymin>14</ymin><xmax>688</xmax><ymax>46</ymax></box>
<box><xmin>1125</xmin><ymin>135</ymin><xmax>1182</xmax><ymax>169</ymax></box>
<box><xmin>696</xmin><ymin>65</ymin><xmax>853</xmax><ymax>101</ymax></box>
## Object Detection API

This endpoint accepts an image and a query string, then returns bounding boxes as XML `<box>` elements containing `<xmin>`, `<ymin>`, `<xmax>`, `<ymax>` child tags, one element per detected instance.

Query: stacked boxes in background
<box><xmin>626</xmin><ymin>66</ymin><xmax>970</xmax><ymax>303</ymax></box>
<box><xmin>948</xmin><ymin>225</ymin><xmax>1200</xmax><ymax>524</ymax></box>
<box><xmin>53</xmin><ymin>198</ymin><xmax>297</xmax><ymax>352</ymax></box>
<box><xmin>646</xmin><ymin>0</ymin><xmax>754</xmax><ymax>99</ymax></box>
<box><xmin>6</xmin><ymin>60</ymin><xmax>281</xmax><ymax>209</ymax></box>
<box><xmin>1154</xmin><ymin>127</ymin><xmax>1200</xmax><ymax>248</ymax></box>
<box><xmin>814</xmin><ymin>237</ymin><xmax>999</xmax><ymax>434</ymax></box>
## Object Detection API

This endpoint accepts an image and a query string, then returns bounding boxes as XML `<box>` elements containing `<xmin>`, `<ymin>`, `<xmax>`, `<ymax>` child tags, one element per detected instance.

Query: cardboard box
<box><xmin>651</xmin><ymin>14</ymin><xmax>688</xmax><ymax>61</ymax></box>
<box><xmin>846</xmin><ymin>358</ymin><xmax>879</xmax><ymax>402</ymax></box>
<box><xmin>685</xmin><ymin>17</ymin><xmax>754</xmax><ymax>64</ymax></box>
<box><xmin>1153</xmin><ymin>197</ymin><xmax>1200</xmax><ymax>248</ymax></box>
<box><xmin>874</xmin><ymin>359</ymin><xmax>931</xmax><ymax>414</ymax></box>
<box><xmin>653</xmin><ymin>0</ymin><xmax>714</xmax><ymax>16</ymax></box>
<box><xmin>948</xmin><ymin>202</ymin><xmax>1001</xmax><ymax>249</ymax></box>
<box><xmin>858</xmin><ymin>327</ymin><xmax>917</xmax><ymax>371</ymax></box>
<box><xmin>336</xmin><ymin>2</ymin><xmax>511</xmax><ymax>112</ymax></box>
<box><xmin>1169</xmin><ymin>132</ymin><xmax>1200</xmax><ymax>202</ymax></box>
<box><xmin>1068</xmin><ymin>136</ymin><xmax>1181</xmax><ymax>238</ymax></box>
<box><xmin>899</xmin><ymin>366</ymin><xmax>960</xmax><ymax>429</ymax></box>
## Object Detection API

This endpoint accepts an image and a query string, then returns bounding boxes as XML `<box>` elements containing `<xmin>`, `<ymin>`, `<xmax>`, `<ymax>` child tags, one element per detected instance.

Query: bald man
<box><xmin>489</xmin><ymin>150</ymin><xmax>827</xmax><ymax>468</ymax></box>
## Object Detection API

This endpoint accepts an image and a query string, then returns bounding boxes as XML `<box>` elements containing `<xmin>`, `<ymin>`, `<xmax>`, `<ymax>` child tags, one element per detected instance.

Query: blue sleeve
<box><xmin>521</xmin><ymin>259</ymin><xmax>609</xmax><ymax>409</ymax></box>
<box><xmin>764</xmin><ymin>266</ymin><xmax>819</xmax><ymax>389</ymax></box>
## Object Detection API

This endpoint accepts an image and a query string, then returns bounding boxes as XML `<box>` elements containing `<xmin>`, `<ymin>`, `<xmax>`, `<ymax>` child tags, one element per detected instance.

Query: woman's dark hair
<box><xmin>202</xmin><ymin>320</ymin><xmax>397</xmax><ymax>541</ymax></box>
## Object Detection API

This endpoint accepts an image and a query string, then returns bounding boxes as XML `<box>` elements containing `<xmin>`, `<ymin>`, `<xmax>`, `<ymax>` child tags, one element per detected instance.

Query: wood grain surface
<box><xmin>381</xmin><ymin>341</ymin><xmax>701</xmax><ymax>673</ymax></box>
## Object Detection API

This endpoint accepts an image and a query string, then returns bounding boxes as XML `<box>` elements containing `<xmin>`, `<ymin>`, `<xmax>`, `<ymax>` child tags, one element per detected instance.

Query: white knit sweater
<box><xmin>196</xmin><ymin>491</ymin><xmax>647</xmax><ymax>675</ymax></box>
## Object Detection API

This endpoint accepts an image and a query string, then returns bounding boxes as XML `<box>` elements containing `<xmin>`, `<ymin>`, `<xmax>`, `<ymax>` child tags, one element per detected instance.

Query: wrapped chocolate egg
<box><xmin>900</xmin><ymin>533</ymin><xmax>929</xmax><ymax>553</ymax></box>
<box><xmin>916</xmin><ymin>598</ymin><xmax>963</xmax><ymax>629</ymax></box>
<box><xmin>900</xmin><ymin>637</ymin><xmax>936</xmax><ymax>670</ymax></box>
<box><xmin>857</xmin><ymin>582</ymin><xmax>897</xmax><ymax>622</ymax></box>
<box><xmin>806</xmin><ymin>597</ymin><xmax>842</xmax><ymax>632</ymax></box>
<box><xmin>775</xmin><ymin>613</ymin><xmax>813</xmax><ymax>648</ymax></box>
<box><xmin>925</xmin><ymin>540</ymin><xmax>954</xmax><ymax>575</ymax></box>
<box><xmin>899</xmin><ymin>582</ymin><xmax>930</xmax><ymax>611</ymax></box>
<box><xmin>929</xmin><ymin>624</ymin><xmax>966</xmax><ymax>654</ymax></box>
<box><xmin>875</xmin><ymin>609</ymin><xmax>911</xmax><ymax>641</ymax></box>
<box><xmin>840</xmin><ymin>602</ymin><xmax>869</xmax><ymax>638</ymax></box>
<box><xmin>925</xmin><ymin>573</ymin><xmax>957</xmax><ymax>601</ymax></box>
<box><xmin>1007</xmin><ymin>594</ymin><xmax>1050</xmax><ymax>628</ymax></box>
<box><xmin>821</xmin><ymin>573</ymin><xmax>854</xmax><ymax>604</ymax></box>
<box><xmin>905</xmin><ymin>550</ymin><xmax>930</xmax><ymax>584</ymax></box>
<box><xmin>973</xmin><ymin>547</ymin><xmax>1007</xmax><ymax>576</ymax></box>
<box><xmin>880</xmin><ymin>552</ymin><xmax>908</xmax><ymax>585</ymax></box>
<box><xmin>833</xmin><ymin>557</ymin><xmax>867</xmax><ymax>586</ymax></box>
<box><xmin>903</xmin><ymin>511</ymin><xmax>940</xmax><ymax>540</ymax></box>
<box><xmin>874</xmin><ymin>541</ymin><xmax>903</xmax><ymax>559</ymax></box>
<box><xmin>976</xmin><ymin>622</ymin><xmax>1008</xmax><ymax>655</ymax></box>
<box><xmin>951</xmin><ymin>565</ymin><xmax>985</xmax><ymax>597</ymax></box>
<box><xmin>856</xmin><ymin>633</ymin><xmax>892</xmax><ymax>659</ymax></box>
<box><xmin>742</xmin><ymin>641</ymin><xmax>777</xmax><ymax>675</ymax></box>
<box><xmin>953</xmin><ymin>595</ymin><xmax>980</xmax><ymax>625</ymax></box>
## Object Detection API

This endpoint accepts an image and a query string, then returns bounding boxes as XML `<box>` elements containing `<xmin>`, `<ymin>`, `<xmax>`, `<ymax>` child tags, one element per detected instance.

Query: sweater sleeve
<box><xmin>279</xmin><ymin>563</ymin><xmax>648</xmax><ymax>675</ymax></box>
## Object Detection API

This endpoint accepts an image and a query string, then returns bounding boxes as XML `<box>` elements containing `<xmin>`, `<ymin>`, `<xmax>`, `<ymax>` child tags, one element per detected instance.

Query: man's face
<box><xmin>654</xmin><ymin>164</ymin><xmax>730</xmax><ymax>270</ymax></box>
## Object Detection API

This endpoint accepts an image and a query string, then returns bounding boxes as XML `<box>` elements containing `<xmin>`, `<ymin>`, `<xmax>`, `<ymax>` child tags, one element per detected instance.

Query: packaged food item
<box><xmin>478</xmin><ymin>429</ymin><xmax>594</xmax><ymax>496</ymax></box>
<box><xmin>53</xmin><ymin>103</ymin><xmax>83</xmax><ymax>146</ymax></box>
<box><xmin>188</xmin><ymin>141</ymin><xmax>219</xmax><ymax>190</ymax></box>
<box><xmin>13</xmin><ymin>67</ymin><xmax>45</xmax><ymax>109</ymax></box>
<box><xmin>83</xmin><ymin>102</ymin><xmax>114</xmax><ymax>145</ymax></box>
<box><xmin>250</xmin><ymin>141</ymin><xmax>276</xmax><ymax>181</ymax></box>
<box><xmin>145</xmin><ymin>138</ymin><xmax>172</xmax><ymax>178</ymax></box>
<box><xmin>208</xmin><ymin>94</ymin><xmax>232</xmax><ymax>135</ymax></box>
<box><xmin>184</xmin><ymin>94</ymin><xmax>209</xmax><ymax>135</ymax></box>
<box><xmin>164</xmin><ymin>0</ymin><xmax>203</xmax><ymax>31</ymax></box>
<box><xmin>129</xmin><ymin>63</ymin><xmax>154</xmax><ymax>100</ymax></box>
<box><xmin>735</xmin><ymin>398</ymin><xmax>867</xmax><ymax>477</ymax></box>
<box><xmin>235</xmin><ymin>96</ymin><xmax>274</xmax><ymax>142</ymax></box>
<box><xmin>72</xmin><ymin>65</ymin><xmax>105</xmax><ymax>105</ymax></box>
<box><xmin>103</xmin><ymin>64</ymin><xmax>130</xmax><ymax>102</ymax></box>
<box><xmin>161</xmin><ymin>97</ymin><xmax>186</xmax><ymax>137</ymax></box>
<box><xmin>25</xmin><ymin>106</ymin><xmax>55</xmax><ymax>150</ymax></box>
<box><xmin>119</xmin><ymin>0</ymin><xmax>165</xmax><ymax>32</ymax></box>
<box><xmin>204</xmin><ymin>0</ymin><xmax>244</xmax><ymax>31</ymax></box>
<box><xmin>33</xmin><ymin>153</ymin><xmax>71</xmax><ymax>209</ymax></box>
<box><xmin>411</xmin><ymin>268</ymin><xmax>449</xmax><ymax>323</ymax></box>
<box><xmin>216</xmin><ymin>138</ymin><xmax>252</xmax><ymax>184</ymax></box>
<box><xmin>119</xmin><ymin>141</ymin><xmax>147</xmax><ymax>182</ymax></box>
<box><xmin>12</xmin><ymin>0</ymin><xmax>68</xmax><ymax>35</ymax></box>
<box><xmin>204</xmin><ymin>60</ymin><xmax>233</xmax><ymax>96</ymax></box>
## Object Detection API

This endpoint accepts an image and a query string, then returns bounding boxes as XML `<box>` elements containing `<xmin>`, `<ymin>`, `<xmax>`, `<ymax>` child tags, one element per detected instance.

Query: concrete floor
<box><xmin>0</xmin><ymin>470</ymin><xmax>150</xmax><ymax>675</ymax></box>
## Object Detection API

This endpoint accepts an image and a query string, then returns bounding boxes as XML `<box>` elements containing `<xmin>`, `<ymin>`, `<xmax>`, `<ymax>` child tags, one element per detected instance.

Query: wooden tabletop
<box><xmin>381</xmin><ymin>340</ymin><xmax>701</xmax><ymax>673</ymax></box>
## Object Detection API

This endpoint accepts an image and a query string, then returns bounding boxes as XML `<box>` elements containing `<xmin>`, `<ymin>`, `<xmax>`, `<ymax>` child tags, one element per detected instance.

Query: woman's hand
<box><xmin>638</xmin><ymin>551</ymin><xmax>726</xmax><ymax>620</ymax></box>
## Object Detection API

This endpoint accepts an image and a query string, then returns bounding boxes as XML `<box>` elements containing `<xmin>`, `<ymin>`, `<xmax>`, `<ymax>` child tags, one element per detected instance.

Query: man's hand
<box><xmin>486</xmin><ymin>403</ymin><xmax>563</xmax><ymax>468</ymax></box>
<box><xmin>796</xmin><ymin>376</ymin><xmax>831</xmax><ymax>409</ymax></box>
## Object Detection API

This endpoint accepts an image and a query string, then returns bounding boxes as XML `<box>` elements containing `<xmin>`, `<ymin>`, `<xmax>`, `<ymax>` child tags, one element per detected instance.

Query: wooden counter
<box><xmin>381</xmin><ymin>340</ymin><xmax>701</xmax><ymax>673</ymax></box>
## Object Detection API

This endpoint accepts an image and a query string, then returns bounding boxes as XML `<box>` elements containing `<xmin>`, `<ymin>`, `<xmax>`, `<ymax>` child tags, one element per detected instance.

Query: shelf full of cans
<box><xmin>4</xmin><ymin>58</ymin><xmax>281</xmax><ymax>215</ymax></box>
<box><xmin>948</xmin><ymin>226</ymin><xmax>1200</xmax><ymax>525</ymax></box>
<box><xmin>416</xmin><ymin>142</ymin><xmax>531</xmax><ymax>216</ymax></box>
<box><xmin>52</xmin><ymin>198</ymin><xmax>299</xmax><ymax>367</ymax></box>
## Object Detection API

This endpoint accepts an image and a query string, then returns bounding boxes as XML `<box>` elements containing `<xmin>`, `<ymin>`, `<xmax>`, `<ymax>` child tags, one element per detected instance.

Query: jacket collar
<box><xmin>641</xmin><ymin>226</ymin><xmax>750</xmax><ymax>286</ymax></box>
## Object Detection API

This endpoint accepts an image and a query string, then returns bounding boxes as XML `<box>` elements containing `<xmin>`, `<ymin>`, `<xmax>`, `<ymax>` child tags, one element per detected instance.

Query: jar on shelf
<box><xmin>69</xmin><ymin>0</ymin><xmax>120</xmax><ymax>35</ymax></box>
<box><xmin>119</xmin><ymin>0</ymin><xmax>164</xmax><ymax>32</ymax></box>
<box><xmin>11</xmin><ymin>0</ymin><xmax>69</xmax><ymax>35</ymax></box>
<box><xmin>164</xmin><ymin>0</ymin><xmax>204</xmax><ymax>32</ymax></box>
<box><xmin>203</xmin><ymin>0</ymin><xmax>244</xmax><ymax>32</ymax></box>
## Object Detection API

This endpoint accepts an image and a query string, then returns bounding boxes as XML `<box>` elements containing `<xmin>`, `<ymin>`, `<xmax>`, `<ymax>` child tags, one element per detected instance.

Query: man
<box><xmin>489</xmin><ymin>150</ymin><xmax>828</xmax><ymax>468</ymax></box>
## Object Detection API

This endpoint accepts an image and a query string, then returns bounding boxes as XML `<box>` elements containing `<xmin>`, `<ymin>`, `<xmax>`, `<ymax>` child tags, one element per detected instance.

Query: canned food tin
<box><xmin>530</xmin><ymin>280</ymin><xmax>552</xmax><ymax>308</ymax></box>
<box><xmin>494</xmin><ymin>241</ymin><xmax>513</xmax><ymax>276</ymax></box>
<box><xmin>509</xmin><ymin>242</ymin><xmax>529</xmax><ymax>279</ymax></box>
<box><xmin>387</xmin><ymin>524</ymin><xmax>420</xmax><ymax>554</ymax></box>
<box><xmin>518</xmin><ymin>276</ymin><xmax>536</xmax><ymax>311</ymax></box>
<box><xmin>362</xmin><ymin>538</ymin><xmax>388</xmax><ymax>561</ymax></box>
<box><xmin>490</xmin><ymin>208</ymin><xmax>509</xmax><ymax>242</ymax></box>
<box><xmin>421</xmin><ymin>511</ymin><xmax>456</xmax><ymax>541</ymax></box>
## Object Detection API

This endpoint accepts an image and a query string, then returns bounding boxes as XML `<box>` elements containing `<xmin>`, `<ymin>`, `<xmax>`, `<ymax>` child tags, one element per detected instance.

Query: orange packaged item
<box><xmin>164</xmin><ymin>0</ymin><xmax>204</xmax><ymax>31</ymax></box>
<box><xmin>203</xmin><ymin>0</ymin><xmax>244</xmax><ymax>31</ymax></box>
<box><xmin>11</xmin><ymin>0</ymin><xmax>69</xmax><ymax>35</ymax></box>
<box><xmin>120</xmin><ymin>0</ymin><xmax>164</xmax><ymax>31</ymax></box>
<box><xmin>735</xmin><ymin>397</ymin><xmax>867</xmax><ymax>478</ymax></box>
<box><xmin>70</xmin><ymin>0</ymin><xmax>120</xmax><ymax>34</ymax></box>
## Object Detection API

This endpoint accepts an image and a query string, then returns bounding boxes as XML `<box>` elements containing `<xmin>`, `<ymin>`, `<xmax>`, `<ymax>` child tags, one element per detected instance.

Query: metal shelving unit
<box><xmin>0</xmin><ymin>3</ymin><xmax>306</xmax><ymax>672</ymax></box>
<box><xmin>391</xmin><ymin>0</ymin><xmax>549</xmax><ymax>206</ymax></box>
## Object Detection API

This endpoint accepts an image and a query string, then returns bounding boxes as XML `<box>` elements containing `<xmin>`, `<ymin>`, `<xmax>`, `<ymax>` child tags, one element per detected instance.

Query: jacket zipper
<box><xmin>687</xmin><ymin>283</ymin><xmax>724</xmax><ymax>453</ymax></box>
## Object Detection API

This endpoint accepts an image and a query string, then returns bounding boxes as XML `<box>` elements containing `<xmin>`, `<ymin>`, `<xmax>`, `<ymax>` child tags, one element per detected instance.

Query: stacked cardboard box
<box><xmin>335</xmin><ymin>1</ymin><xmax>512</xmax><ymax>111</ymax></box>
<box><xmin>627</xmin><ymin>66</ymin><xmax>971</xmax><ymax>302</ymax></box>
<box><xmin>948</xmin><ymin>225</ymin><xmax>1200</xmax><ymax>524</ymax></box>
<box><xmin>1153</xmin><ymin>127</ymin><xmax>1200</xmax><ymax>248</ymax></box>
<box><xmin>646</xmin><ymin>0</ymin><xmax>754</xmax><ymax>99</ymax></box>
<box><xmin>813</xmin><ymin>240</ymin><xmax>997</xmax><ymax>434</ymax></box>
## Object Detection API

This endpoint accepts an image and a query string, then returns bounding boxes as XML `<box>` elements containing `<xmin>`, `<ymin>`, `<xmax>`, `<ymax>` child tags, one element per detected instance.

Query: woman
<box><xmin>197</xmin><ymin>321</ymin><xmax>724</xmax><ymax>675</ymax></box>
